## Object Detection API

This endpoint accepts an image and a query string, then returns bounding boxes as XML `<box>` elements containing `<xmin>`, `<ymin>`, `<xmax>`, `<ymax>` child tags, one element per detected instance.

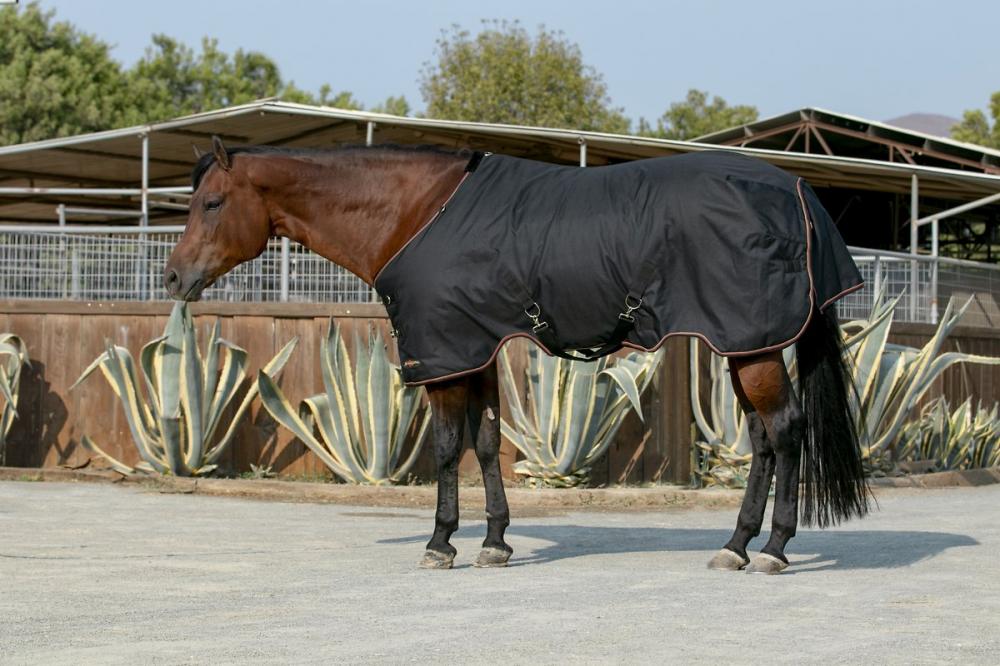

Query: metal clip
<box><xmin>618</xmin><ymin>294</ymin><xmax>642</xmax><ymax>323</ymax></box>
<box><xmin>525</xmin><ymin>302</ymin><xmax>549</xmax><ymax>332</ymax></box>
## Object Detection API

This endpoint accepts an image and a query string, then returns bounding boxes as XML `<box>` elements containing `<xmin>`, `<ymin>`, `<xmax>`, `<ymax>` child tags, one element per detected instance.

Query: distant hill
<box><xmin>884</xmin><ymin>113</ymin><xmax>959</xmax><ymax>138</ymax></box>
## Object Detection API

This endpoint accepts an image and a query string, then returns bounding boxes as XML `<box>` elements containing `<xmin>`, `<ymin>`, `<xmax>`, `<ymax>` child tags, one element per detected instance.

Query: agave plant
<box><xmin>257</xmin><ymin>321</ymin><xmax>430</xmax><ymax>485</ymax></box>
<box><xmin>845</xmin><ymin>292</ymin><xmax>1000</xmax><ymax>459</ymax></box>
<box><xmin>897</xmin><ymin>397</ymin><xmax>1000</xmax><ymax>471</ymax></box>
<box><xmin>0</xmin><ymin>333</ymin><xmax>29</xmax><ymax>465</ymax></box>
<box><xmin>72</xmin><ymin>302</ymin><xmax>297</xmax><ymax>476</ymax></box>
<box><xmin>690</xmin><ymin>287</ymin><xmax>1000</xmax><ymax>486</ymax></box>
<box><xmin>499</xmin><ymin>344</ymin><xmax>664</xmax><ymax>488</ymax></box>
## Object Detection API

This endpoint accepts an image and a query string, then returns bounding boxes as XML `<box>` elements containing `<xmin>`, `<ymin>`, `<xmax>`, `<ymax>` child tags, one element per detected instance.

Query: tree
<box><xmin>124</xmin><ymin>35</ymin><xmax>360</xmax><ymax>123</ymax></box>
<box><xmin>952</xmin><ymin>92</ymin><xmax>1000</xmax><ymax>149</ymax></box>
<box><xmin>0</xmin><ymin>2</ymin><xmax>130</xmax><ymax>145</ymax></box>
<box><xmin>420</xmin><ymin>20</ymin><xmax>629</xmax><ymax>133</ymax></box>
<box><xmin>638</xmin><ymin>89</ymin><xmax>758</xmax><ymax>141</ymax></box>
<box><xmin>371</xmin><ymin>95</ymin><xmax>411</xmax><ymax>117</ymax></box>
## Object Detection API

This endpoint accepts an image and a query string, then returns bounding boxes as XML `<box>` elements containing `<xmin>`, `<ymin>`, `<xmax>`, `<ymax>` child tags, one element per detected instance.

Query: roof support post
<box><xmin>909</xmin><ymin>174</ymin><xmax>919</xmax><ymax>321</ymax></box>
<box><xmin>134</xmin><ymin>133</ymin><xmax>152</xmax><ymax>298</ymax></box>
<box><xmin>930</xmin><ymin>218</ymin><xmax>939</xmax><ymax>324</ymax></box>
<box><xmin>280</xmin><ymin>237</ymin><xmax>290</xmax><ymax>302</ymax></box>
<box><xmin>578</xmin><ymin>137</ymin><xmax>587</xmax><ymax>167</ymax></box>
<box><xmin>366</xmin><ymin>121</ymin><xmax>375</xmax><ymax>147</ymax></box>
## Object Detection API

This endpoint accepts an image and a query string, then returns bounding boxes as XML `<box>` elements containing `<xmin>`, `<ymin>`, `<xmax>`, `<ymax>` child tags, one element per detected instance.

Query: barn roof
<box><xmin>693</xmin><ymin>107</ymin><xmax>1000</xmax><ymax>175</ymax></box>
<box><xmin>2</xmin><ymin>100</ymin><xmax>1000</xmax><ymax>225</ymax></box>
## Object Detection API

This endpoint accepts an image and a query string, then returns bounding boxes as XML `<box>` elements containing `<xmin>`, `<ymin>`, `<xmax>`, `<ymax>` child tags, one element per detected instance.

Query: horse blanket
<box><xmin>375</xmin><ymin>151</ymin><xmax>863</xmax><ymax>385</ymax></box>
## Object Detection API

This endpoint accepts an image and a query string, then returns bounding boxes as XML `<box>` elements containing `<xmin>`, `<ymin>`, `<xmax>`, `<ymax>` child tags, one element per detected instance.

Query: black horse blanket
<box><xmin>375</xmin><ymin>151</ymin><xmax>863</xmax><ymax>385</ymax></box>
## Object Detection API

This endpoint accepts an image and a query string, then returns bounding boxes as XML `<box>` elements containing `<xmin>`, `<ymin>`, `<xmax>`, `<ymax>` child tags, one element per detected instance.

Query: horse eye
<box><xmin>204</xmin><ymin>198</ymin><xmax>223</xmax><ymax>211</ymax></box>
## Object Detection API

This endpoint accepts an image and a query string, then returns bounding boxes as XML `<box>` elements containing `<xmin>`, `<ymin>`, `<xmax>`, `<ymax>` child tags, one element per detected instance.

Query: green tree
<box><xmin>420</xmin><ymin>20</ymin><xmax>629</xmax><ymax>133</ymax></box>
<box><xmin>638</xmin><ymin>89</ymin><xmax>758</xmax><ymax>140</ymax></box>
<box><xmin>371</xmin><ymin>95</ymin><xmax>411</xmax><ymax>116</ymax></box>
<box><xmin>952</xmin><ymin>92</ymin><xmax>1000</xmax><ymax>149</ymax></box>
<box><xmin>0</xmin><ymin>2</ymin><xmax>130</xmax><ymax>145</ymax></box>
<box><xmin>124</xmin><ymin>35</ymin><xmax>360</xmax><ymax>123</ymax></box>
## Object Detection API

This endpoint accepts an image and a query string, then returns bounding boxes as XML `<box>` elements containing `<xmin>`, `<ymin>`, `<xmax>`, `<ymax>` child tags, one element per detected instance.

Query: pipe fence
<box><xmin>1</xmin><ymin>228</ymin><xmax>998</xmax><ymax>325</ymax></box>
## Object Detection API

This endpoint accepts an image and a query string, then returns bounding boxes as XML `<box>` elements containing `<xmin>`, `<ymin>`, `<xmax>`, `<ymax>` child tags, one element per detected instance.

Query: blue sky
<box><xmin>46</xmin><ymin>0</ymin><xmax>999</xmax><ymax>125</ymax></box>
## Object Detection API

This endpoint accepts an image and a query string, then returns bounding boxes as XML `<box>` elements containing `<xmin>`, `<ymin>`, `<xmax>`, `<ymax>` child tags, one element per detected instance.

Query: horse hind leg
<box><xmin>731</xmin><ymin>351</ymin><xmax>805</xmax><ymax>575</ymax></box>
<box><xmin>707</xmin><ymin>365</ymin><xmax>776</xmax><ymax>571</ymax></box>
<box><xmin>466</xmin><ymin>362</ymin><xmax>513</xmax><ymax>568</ymax></box>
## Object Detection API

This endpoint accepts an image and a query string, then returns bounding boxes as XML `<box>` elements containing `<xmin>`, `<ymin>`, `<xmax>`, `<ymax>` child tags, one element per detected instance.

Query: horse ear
<box><xmin>192</xmin><ymin>144</ymin><xmax>204</xmax><ymax>159</ymax></box>
<box><xmin>212</xmin><ymin>135</ymin><xmax>231</xmax><ymax>171</ymax></box>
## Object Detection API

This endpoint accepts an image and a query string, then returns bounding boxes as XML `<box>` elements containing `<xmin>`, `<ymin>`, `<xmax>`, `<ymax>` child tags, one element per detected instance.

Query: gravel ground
<box><xmin>1</xmin><ymin>480</ymin><xmax>998</xmax><ymax>664</ymax></box>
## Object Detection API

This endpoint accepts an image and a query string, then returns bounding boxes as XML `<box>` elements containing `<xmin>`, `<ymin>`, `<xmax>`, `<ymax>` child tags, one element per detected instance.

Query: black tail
<box><xmin>795</xmin><ymin>304</ymin><xmax>871</xmax><ymax>527</ymax></box>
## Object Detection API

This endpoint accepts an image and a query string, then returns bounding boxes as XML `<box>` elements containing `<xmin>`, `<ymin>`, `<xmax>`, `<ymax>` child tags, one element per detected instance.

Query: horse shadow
<box><xmin>378</xmin><ymin>524</ymin><xmax>978</xmax><ymax>573</ymax></box>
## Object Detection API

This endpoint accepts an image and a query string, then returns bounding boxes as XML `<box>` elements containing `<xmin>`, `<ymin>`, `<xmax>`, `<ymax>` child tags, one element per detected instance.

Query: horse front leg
<box><xmin>421</xmin><ymin>378</ymin><xmax>469</xmax><ymax>569</ymax></box>
<box><xmin>466</xmin><ymin>362</ymin><xmax>512</xmax><ymax>567</ymax></box>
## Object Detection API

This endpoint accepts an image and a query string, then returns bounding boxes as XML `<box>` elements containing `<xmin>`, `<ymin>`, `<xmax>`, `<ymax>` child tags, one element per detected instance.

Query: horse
<box><xmin>165</xmin><ymin>136</ymin><xmax>870</xmax><ymax>575</ymax></box>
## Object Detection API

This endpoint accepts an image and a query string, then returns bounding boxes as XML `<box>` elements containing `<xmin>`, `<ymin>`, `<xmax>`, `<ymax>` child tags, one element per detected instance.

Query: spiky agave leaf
<box><xmin>73</xmin><ymin>302</ymin><xmax>297</xmax><ymax>476</ymax></box>
<box><xmin>499</xmin><ymin>345</ymin><xmax>664</xmax><ymax>487</ymax></box>
<box><xmin>258</xmin><ymin>320</ymin><xmax>430</xmax><ymax>485</ymax></box>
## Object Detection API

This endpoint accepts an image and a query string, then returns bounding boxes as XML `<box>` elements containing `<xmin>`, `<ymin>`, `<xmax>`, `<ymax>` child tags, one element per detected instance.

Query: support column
<box><xmin>930</xmin><ymin>219</ymin><xmax>939</xmax><ymax>324</ymax></box>
<box><xmin>280</xmin><ymin>237</ymin><xmax>290</xmax><ymax>302</ymax></box>
<box><xmin>578</xmin><ymin>137</ymin><xmax>587</xmax><ymax>167</ymax></box>
<box><xmin>138</xmin><ymin>133</ymin><xmax>150</xmax><ymax>299</ymax></box>
<box><xmin>909</xmin><ymin>174</ymin><xmax>919</xmax><ymax>321</ymax></box>
<box><xmin>366</xmin><ymin>121</ymin><xmax>375</xmax><ymax>147</ymax></box>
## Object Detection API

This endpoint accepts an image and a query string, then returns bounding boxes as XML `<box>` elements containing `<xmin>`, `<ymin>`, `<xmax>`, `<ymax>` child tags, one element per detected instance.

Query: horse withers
<box><xmin>165</xmin><ymin>136</ymin><xmax>870</xmax><ymax>574</ymax></box>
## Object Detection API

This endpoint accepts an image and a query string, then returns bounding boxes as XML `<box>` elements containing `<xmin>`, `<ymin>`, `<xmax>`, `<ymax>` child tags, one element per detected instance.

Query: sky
<box><xmin>44</xmin><ymin>0</ymin><xmax>1000</xmax><ymax>126</ymax></box>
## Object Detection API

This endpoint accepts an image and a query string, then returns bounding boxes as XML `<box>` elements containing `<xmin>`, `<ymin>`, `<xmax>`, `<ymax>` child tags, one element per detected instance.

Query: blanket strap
<box><xmin>520</xmin><ymin>255</ymin><xmax>659</xmax><ymax>362</ymax></box>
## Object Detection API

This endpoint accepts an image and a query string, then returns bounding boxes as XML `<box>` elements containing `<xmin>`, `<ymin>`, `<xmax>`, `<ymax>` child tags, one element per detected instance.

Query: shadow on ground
<box><xmin>379</xmin><ymin>525</ymin><xmax>978</xmax><ymax>572</ymax></box>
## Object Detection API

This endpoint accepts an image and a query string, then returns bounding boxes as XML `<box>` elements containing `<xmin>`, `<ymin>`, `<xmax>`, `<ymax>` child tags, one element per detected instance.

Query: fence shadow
<box><xmin>379</xmin><ymin>524</ymin><xmax>978</xmax><ymax>572</ymax></box>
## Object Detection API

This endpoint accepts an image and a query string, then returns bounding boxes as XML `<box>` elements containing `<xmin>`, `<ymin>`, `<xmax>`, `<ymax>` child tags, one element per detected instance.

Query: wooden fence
<box><xmin>1</xmin><ymin>300</ymin><xmax>997</xmax><ymax>485</ymax></box>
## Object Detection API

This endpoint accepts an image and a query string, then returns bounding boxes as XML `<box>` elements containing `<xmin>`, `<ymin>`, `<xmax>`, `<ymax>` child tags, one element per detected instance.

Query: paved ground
<box><xmin>1</xmin><ymin>481</ymin><xmax>998</xmax><ymax>665</ymax></box>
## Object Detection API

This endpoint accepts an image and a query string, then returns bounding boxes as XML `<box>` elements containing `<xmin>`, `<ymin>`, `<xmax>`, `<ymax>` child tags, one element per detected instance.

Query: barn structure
<box><xmin>1</xmin><ymin>101</ymin><xmax>998</xmax><ymax>483</ymax></box>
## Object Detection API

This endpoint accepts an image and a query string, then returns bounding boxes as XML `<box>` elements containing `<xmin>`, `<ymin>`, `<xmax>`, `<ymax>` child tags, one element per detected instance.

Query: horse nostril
<box><xmin>164</xmin><ymin>268</ymin><xmax>180</xmax><ymax>292</ymax></box>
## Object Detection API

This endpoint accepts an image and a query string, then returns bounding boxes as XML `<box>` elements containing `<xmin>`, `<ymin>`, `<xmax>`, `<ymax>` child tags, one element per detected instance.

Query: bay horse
<box><xmin>165</xmin><ymin>137</ymin><xmax>870</xmax><ymax>574</ymax></box>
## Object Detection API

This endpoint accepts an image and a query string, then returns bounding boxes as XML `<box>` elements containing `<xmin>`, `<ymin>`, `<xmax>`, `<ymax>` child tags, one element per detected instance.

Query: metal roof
<box><xmin>693</xmin><ymin>107</ymin><xmax>1000</xmax><ymax>175</ymax></box>
<box><xmin>2</xmin><ymin>100</ymin><xmax>1000</xmax><ymax>225</ymax></box>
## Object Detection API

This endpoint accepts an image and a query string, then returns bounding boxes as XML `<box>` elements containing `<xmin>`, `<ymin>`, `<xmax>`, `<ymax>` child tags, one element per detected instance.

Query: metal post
<box><xmin>137</xmin><ymin>133</ymin><xmax>150</xmax><ymax>299</ymax></box>
<box><xmin>578</xmin><ymin>138</ymin><xmax>587</xmax><ymax>167</ymax></box>
<box><xmin>280</xmin><ymin>237</ymin><xmax>290</xmax><ymax>302</ymax></box>
<box><xmin>873</xmin><ymin>255</ymin><xmax>882</xmax><ymax>306</ymax></box>
<box><xmin>909</xmin><ymin>174</ymin><xmax>919</xmax><ymax>321</ymax></box>
<box><xmin>57</xmin><ymin>203</ymin><xmax>67</xmax><ymax>297</ymax></box>
<box><xmin>930</xmin><ymin>219</ymin><xmax>939</xmax><ymax>324</ymax></box>
<box><xmin>366</xmin><ymin>121</ymin><xmax>375</xmax><ymax>147</ymax></box>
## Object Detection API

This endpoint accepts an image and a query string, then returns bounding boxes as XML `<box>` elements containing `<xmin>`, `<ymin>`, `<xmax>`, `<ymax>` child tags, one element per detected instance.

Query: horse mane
<box><xmin>191</xmin><ymin>143</ymin><xmax>470</xmax><ymax>190</ymax></box>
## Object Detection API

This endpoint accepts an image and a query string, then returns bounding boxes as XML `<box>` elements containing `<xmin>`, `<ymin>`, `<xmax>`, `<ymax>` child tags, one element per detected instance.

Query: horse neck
<box><xmin>249</xmin><ymin>151</ymin><xmax>467</xmax><ymax>285</ymax></box>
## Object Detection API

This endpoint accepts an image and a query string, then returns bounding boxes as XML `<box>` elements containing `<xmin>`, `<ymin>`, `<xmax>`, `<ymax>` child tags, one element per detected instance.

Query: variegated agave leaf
<box><xmin>73</xmin><ymin>302</ymin><xmax>296</xmax><ymax>476</ymax></box>
<box><xmin>500</xmin><ymin>344</ymin><xmax>664</xmax><ymax>487</ymax></box>
<box><xmin>258</xmin><ymin>320</ymin><xmax>430</xmax><ymax>485</ymax></box>
<box><xmin>898</xmin><ymin>397</ymin><xmax>1000</xmax><ymax>471</ymax></box>
<box><xmin>0</xmin><ymin>333</ymin><xmax>29</xmax><ymax>465</ymax></box>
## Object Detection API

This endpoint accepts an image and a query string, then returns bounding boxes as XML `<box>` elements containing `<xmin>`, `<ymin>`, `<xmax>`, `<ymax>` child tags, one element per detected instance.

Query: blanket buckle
<box><xmin>525</xmin><ymin>302</ymin><xmax>549</xmax><ymax>332</ymax></box>
<box><xmin>618</xmin><ymin>294</ymin><xmax>643</xmax><ymax>323</ymax></box>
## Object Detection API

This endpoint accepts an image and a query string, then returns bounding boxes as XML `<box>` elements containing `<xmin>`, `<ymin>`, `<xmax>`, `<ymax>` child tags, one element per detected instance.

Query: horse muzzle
<box><xmin>163</xmin><ymin>267</ymin><xmax>207</xmax><ymax>302</ymax></box>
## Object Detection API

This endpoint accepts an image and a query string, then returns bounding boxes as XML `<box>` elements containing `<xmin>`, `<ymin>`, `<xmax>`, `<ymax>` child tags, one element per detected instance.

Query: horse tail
<box><xmin>795</xmin><ymin>303</ymin><xmax>871</xmax><ymax>527</ymax></box>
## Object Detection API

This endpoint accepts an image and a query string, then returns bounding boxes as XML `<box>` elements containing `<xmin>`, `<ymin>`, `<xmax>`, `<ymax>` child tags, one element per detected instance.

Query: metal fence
<box><xmin>0</xmin><ymin>227</ymin><xmax>375</xmax><ymax>303</ymax></box>
<box><xmin>1</xmin><ymin>228</ymin><xmax>998</xmax><ymax>325</ymax></box>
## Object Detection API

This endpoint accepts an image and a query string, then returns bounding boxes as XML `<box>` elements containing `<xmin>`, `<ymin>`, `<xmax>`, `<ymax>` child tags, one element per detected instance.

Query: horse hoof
<box><xmin>746</xmin><ymin>552</ymin><xmax>789</xmax><ymax>575</ymax></box>
<box><xmin>473</xmin><ymin>547</ymin><xmax>512</xmax><ymax>568</ymax></box>
<box><xmin>707</xmin><ymin>548</ymin><xmax>749</xmax><ymax>571</ymax></box>
<box><xmin>419</xmin><ymin>550</ymin><xmax>455</xmax><ymax>570</ymax></box>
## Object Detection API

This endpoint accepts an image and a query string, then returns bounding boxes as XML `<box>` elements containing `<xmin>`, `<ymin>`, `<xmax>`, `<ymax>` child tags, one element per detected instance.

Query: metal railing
<box><xmin>0</xmin><ymin>226</ymin><xmax>375</xmax><ymax>303</ymax></box>
<box><xmin>1</xmin><ymin>228</ymin><xmax>998</xmax><ymax>324</ymax></box>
